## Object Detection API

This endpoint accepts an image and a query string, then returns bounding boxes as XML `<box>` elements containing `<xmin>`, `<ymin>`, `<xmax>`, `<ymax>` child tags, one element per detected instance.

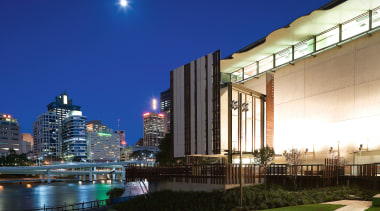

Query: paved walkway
<box><xmin>323</xmin><ymin>200</ymin><xmax>372</xmax><ymax>211</ymax></box>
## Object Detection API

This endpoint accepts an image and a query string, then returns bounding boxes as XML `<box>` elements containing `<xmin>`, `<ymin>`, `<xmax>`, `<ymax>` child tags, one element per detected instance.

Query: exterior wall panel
<box><xmin>171</xmin><ymin>51</ymin><xmax>220</xmax><ymax>158</ymax></box>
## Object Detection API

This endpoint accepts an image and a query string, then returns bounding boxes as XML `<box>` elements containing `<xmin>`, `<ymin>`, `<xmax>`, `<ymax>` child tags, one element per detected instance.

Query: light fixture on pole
<box><xmin>230</xmin><ymin>93</ymin><xmax>249</xmax><ymax>209</ymax></box>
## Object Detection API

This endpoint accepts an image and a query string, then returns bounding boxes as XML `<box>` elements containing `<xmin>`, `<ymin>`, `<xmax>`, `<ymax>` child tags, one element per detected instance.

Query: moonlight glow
<box><xmin>120</xmin><ymin>0</ymin><xmax>128</xmax><ymax>7</ymax></box>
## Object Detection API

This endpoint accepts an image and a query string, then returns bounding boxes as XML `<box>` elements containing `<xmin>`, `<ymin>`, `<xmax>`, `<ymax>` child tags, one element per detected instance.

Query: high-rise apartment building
<box><xmin>33</xmin><ymin>92</ymin><xmax>81</xmax><ymax>159</ymax></box>
<box><xmin>0</xmin><ymin>113</ymin><xmax>22</xmax><ymax>156</ymax></box>
<box><xmin>143</xmin><ymin>112</ymin><xmax>165</xmax><ymax>147</ymax></box>
<box><xmin>160</xmin><ymin>89</ymin><xmax>171</xmax><ymax>134</ymax></box>
<box><xmin>62</xmin><ymin>111</ymin><xmax>87</xmax><ymax>160</ymax></box>
<box><xmin>86</xmin><ymin>120</ymin><xmax>120</xmax><ymax>161</ymax></box>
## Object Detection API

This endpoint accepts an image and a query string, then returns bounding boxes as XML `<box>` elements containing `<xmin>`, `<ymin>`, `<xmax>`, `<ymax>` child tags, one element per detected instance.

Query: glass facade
<box><xmin>221</xmin><ymin>84</ymin><xmax>265</xmax><ymax>163</ymax></box>
<box><xmin>229</xmin><ymin>7</ymin><xmax>380</xmax><ymax>83</ymax></box>
<box><xmin>62</xmin><ymin>111</ymin><xmax>87</xmax><ymax>160</ymax></box>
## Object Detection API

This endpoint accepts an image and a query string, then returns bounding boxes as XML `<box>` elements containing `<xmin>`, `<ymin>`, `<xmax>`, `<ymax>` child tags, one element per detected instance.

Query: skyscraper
<box><xmin>0</xmin><ymin>113</ymin><xmax>22</xmax><ymax>156</ymax></box>
<box><xmin>86</xmin><ymin>120</ymin><xmax>120</xmax><ymax>162</ymax></box>
<box><xmin>160</xmin><ymin>89</ymin><xmax>171</xmax><ymax>134</ymax></box>
<box><xmin>114</xmin><ymin>130</ymin><xmax>126</xmax><ymax>147</ymax></box>
<box><xmin>62</xmin><ymin>111</ymin><xmax>87</xmax><ymax>160</ymax></box>
<box><xmin>33</xmin><ymin>92</ymin><xmax>81</xmax><ymax>159</ymax></box>
<box><xmin>143</xmin><ymin>112</ymin><xmax>165</xmax><ymax>147</ymax></box>
<box><xmin>33</xmin><ymin>111</ymin><xmax>59</xmax><ymax>159</ymax></box>
<box><xmin>47</xmin><ymin>92</ymin><xmax>81</xmax><ymax>123</ymax></box>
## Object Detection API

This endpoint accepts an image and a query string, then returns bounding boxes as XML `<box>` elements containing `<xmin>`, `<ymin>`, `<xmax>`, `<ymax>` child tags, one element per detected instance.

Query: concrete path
<box><xmin>323</xmin><ymin>200</ymin><xmax>372</xmax><ymax>211</ymax></box>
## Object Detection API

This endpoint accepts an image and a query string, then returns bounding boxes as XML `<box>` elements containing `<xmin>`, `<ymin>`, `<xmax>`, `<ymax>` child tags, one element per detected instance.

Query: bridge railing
<box><xmin>28</xmin><ymin>199</ymin><xmax>107</xmax><ymax>211</ymax></box>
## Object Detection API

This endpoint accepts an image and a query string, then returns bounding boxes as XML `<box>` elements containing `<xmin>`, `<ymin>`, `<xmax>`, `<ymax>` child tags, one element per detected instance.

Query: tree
<box><xmin>155</xmin><ymin>133</ymin><xmax>172</xmax><ymax>166</ymax></box>
<box><xmin>252</xmin><ymin>146</ymin><xmax>275</xmax><ymax>191</ymax></box>
<box><xmin>283</xmin><ymin>148</ymin><xmax>303</xmax><ymax>190</ymax></box>
<box><xmin>72</xmin><ymin>156</ymin><xmax>82</xmax><ymax>162</ymax></box>
<box><xmin>252</xmin><ymin>146</ymin><xmax>275</xmax><ymax>165</ymax></box>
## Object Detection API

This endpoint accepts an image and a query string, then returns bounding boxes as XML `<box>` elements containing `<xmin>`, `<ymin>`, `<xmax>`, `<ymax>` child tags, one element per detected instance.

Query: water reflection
<box><xmin>0</xmin><ymin>181</ymin><xmax>124</xmax><ymax>211</ymax></box>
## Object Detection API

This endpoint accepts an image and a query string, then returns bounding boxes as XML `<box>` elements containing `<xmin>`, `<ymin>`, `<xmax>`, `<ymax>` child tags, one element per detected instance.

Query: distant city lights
<box><xmin>143</xmin><ymin>112</ymin><xmax>151</xmax><ymax>117</ymax></box>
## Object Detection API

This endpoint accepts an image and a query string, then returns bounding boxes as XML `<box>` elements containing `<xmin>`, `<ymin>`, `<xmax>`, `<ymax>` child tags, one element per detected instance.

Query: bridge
<box><xmin>0</xmin><ymin>161</ymin><xmax>154</xmax><ymax>183</ymax></box>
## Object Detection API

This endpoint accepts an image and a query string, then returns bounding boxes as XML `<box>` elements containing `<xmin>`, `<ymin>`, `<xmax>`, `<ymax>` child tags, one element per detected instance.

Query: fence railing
<box><xmin>266</xmin><ymin>163</ymin><xmax>380</xmax><ymax>177</ymax></box>
<box><xmin>125</xmin><ymin>164</ymin><xmax>264</xmax><ymax>185</ymax></box>
<box><xmin>124</xmin><ymin>162</ymin><xmax>380</xmax><ymax>186</ymax></box>
<box><xmin>28</xmin><ymin>199</ymin><xmax>107</xmax><ymax>211</ymax></box>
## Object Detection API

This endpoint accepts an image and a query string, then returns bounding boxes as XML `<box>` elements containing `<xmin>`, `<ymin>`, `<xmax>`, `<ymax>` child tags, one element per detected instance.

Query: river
<box><xmin>0</xmin><ymin>181</ymin><xmax>127</xmax><ymax>210</ymax></box>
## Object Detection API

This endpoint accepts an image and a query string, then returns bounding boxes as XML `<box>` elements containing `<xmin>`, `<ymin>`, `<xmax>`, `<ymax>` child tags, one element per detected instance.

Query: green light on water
<box><xmin>98</xmin><ymin>132</ymin><xmax>112</xmax><ymax>137</ymax></box>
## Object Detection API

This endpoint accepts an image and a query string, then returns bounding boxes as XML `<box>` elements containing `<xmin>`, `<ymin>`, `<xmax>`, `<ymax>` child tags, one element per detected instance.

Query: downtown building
<box><xmin>0</xmin><ymin>113</ymin><xmax>22</xmax><ymax>156</ymax></box>
<box><xmin>62</xmin><ymin>110</ymin><xmax>87</xmax><ymax>161</ymax></box>
<box><xmin>33</xmin><ymin>92</ymin><xmax>81</xmax><ymax>159</ymax></box>
<box><xmin>171</xmin><ymin>0</ymin><xmax>380</xmax><ymax>164</ymax></box>
<box><xmin>86</xmin><ymin>120</ymin><xmax>120</xmax><ymax>162</ymax></box>
<box><xmin>143</xmin><ymin>112</ymin><xmax>165</xmax><ymax>147</ymax></box>
<box><xmin>160</xmin><ymin>88</ymin><xmax>171</xmax><ymax>134</ymax></box>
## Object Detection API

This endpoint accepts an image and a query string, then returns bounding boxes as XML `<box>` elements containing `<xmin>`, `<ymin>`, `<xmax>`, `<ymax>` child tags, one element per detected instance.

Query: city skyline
<box><xmin>0</xmin><ymin>0</ymin><xmax>331</xmax><ymax>145</ymax></box>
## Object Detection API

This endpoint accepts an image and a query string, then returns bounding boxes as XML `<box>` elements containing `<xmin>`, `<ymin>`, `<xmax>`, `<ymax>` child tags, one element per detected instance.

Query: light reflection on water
<box><xmin>0</xmin><ymin>181</ymin><xmax>125</xmax><ymax>211</ymax></box>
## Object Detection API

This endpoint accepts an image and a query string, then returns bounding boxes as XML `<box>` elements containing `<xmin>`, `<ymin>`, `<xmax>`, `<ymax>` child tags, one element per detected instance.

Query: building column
<box><xmin>41</xmin><ymin>174</ymin><xmax>45</xmax><ymax>183</ymax></box>
<box><xmin>122</xmin><ymin>166</ymin><xmax>125</xmax><ymax>182</ymax></box>
<box><xmin>83</xmin><ymin>174</ymin><xmax>86</xmax><ymax>181</ymax></box>
<box><xmin>112</xmin><ymin>168</ymin><xmax>116</xmax><ymax>180</ymax></box>
<box><xmin>94</xmin><ymin>167</ymin><xmax>97</xmax><ymax>181</ymax></box>
<box><xmin>89</xmin><ymin>167</ymin><xmax>93</xmax><ymax>182</ymax></box>
<box><xmin>47</xmin><ymin>169</ymin><xmax>51</xmax><ymax>184</ymax></box>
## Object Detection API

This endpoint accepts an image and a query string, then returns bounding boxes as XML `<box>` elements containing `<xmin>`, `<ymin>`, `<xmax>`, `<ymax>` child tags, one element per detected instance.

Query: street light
<box><xmin>231</xmin><ymin>93</ymin><xmax>249</xmax><ymax>209</ymax></box>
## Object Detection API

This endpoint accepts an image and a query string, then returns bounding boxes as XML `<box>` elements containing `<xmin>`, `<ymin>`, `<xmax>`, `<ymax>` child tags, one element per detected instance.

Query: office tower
<box><xmin>86</xmin><ymin>120</ymin><xmax>120</xmax><ymax>162</ymax></box>
<box><xmin>47</xmin><ymin>92</ymin><xmax>81</xmax><ymax>123</ymax></box>
<box><xmin>33</xmin><ymin>111</ymin><xmax>59</xmax><ymax>159</ymax></box>
<box><xmin>114</xmin><ymin>130</ymin><xmax>126</xmax><ymax>148</ymax></box>
<box><xmin>33</xmin><ymin>92</ymin><xmax>81</xmax><ymax>159</ymax></box>
<box><xmin>143</xmin><ymin>112</ymin><xmax>164</xmax><ymax>147</ymax></box>
<box><xmin>0</xmin><ymin>113</ymin><xmax>22</xmax><ymax>156</ymax></box>
<box><xmin>62</xmin><ymin>111</ymin><xmax>87</xmax><ymax>161</ymax></box>
<box><xmin>160</xmin><ymin>88</ymin><xmax>171</xmax><ymax>134</ymax></box>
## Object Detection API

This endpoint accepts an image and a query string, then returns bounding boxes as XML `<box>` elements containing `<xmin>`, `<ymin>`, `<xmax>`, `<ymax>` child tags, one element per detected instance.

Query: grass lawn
<box><xmin>263</xmin><ymin>204</ymin><xmax>345</xmax><ymax>211</ymax></box>
<box><xmin>366</xmin><ymin>207</ymin><xmax>380</xmax><ymax>211</ymax></box>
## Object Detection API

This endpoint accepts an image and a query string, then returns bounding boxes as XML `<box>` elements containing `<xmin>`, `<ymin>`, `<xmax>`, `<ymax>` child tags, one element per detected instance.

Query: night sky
<box><xmin>0</xmin><ymin>0</ymin><xmax>332</xmax><ymax>145</ymax></box>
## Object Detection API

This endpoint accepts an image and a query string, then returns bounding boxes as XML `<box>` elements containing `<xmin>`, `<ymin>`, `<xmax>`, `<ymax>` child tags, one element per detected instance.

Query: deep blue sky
<box><xmin>0</xmin><ymin>0</ymin><xmax>331</xmax><ymax>145</ymax></box>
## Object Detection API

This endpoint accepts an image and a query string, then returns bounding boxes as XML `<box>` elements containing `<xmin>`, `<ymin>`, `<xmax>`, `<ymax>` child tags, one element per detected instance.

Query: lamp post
<box><xmin>231</xmin><ymin>93</ymin><xmax>249</xmax><ymax>209</ymax></box>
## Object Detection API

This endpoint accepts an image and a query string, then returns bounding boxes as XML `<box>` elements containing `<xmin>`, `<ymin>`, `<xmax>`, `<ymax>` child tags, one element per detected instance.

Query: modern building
<box><xmin>114</xmin><ymin>130</ymin><xmax>127</xmax><ymax>148</ymax></box>
<box><xmin>160</xmin><ymin>88</ymin><xmax>171</xmax><ymax>134</ymax></box>
<box><xmin>62</xmin><ymin>111</ymin><xmax>87</xmax><ymax>161</ymax></box>
<box><xmin>22</xmin><ymin>133</ymin><xmax>33</xmax><ymax>146</ymax></box>
<box><xmin>22</xmin><ymin>133</ymin><xmax>33</xmax><ymax>156</ymax></box>
<box><xmin>0</xmin><ymin>113</ymin><xmax>22</xmax><ymax>156</ymax></box>
<box><xmin>171</xmin><ymin>0</ymin><xmax>380</xmax><ymax>164</ymax></box>
<box><xmin>143</xmin><ymin>112</ymin><xmax>165</xmax><ymax>147</ymax></box>
<box><xmin>47</xmin><ymin>92</ymin><xmax>81</xmax><ymax>124</ymax></box>
<box><xmin>86</xmin><ymin>120</ymin><xmax>120</xmax><ymax>162</ymax></box>
<box><xmin>33</xmin><ymin>92</ymin><xmax>81</xmax><ymax>159</ymax></box>
<box><xmin>33</xmin><ymin>111</ymin><xmax>59</xmax><ymax>159</ymax></box>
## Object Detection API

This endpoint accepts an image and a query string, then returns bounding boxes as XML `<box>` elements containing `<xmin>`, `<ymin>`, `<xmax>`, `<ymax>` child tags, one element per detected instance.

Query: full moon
<box><xmin>120</xmin><ymin>0</ymin><xmax>128</xmax><ymax>7</ymax></box>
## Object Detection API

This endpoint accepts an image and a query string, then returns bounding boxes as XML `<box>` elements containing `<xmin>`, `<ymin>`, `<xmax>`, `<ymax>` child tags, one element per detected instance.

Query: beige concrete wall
<box><xmin>243</xmin><ymin>30</ymin><xmax>380</xmax><ymax>164</ymax></box>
